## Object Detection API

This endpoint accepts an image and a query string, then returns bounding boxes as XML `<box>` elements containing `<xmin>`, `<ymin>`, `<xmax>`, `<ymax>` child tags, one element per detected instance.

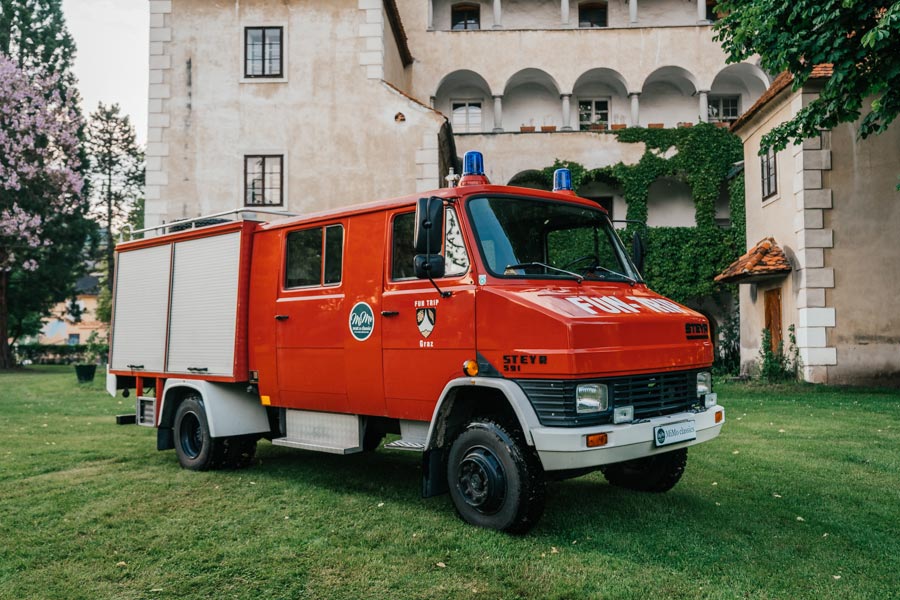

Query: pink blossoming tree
<box><xmin>0</xmin><ymin>52</ymin><xmax>90</xmax><ymax>368</ymax></box>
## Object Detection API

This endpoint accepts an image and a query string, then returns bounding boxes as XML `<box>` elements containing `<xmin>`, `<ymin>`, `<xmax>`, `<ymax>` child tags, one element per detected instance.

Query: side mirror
<box><xmin>631</xmin><ymin>230</ymin><xmax>646</xmax><ymax>273</ymax></box>
<box><xmin>414</xmin><ymin>254</ymin><xmax>445</xmax><ymax>279</ymax></box>
<box><xmin>414</xmin><ymin>196</ymin><xmax>444</xmax><ymax>255</ymax></box>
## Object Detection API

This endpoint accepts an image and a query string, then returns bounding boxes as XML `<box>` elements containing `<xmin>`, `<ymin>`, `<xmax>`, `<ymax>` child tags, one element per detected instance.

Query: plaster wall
<box><xmin>147</xmin><ymin>0</ymin><xmax>445</xmax><ymax>226</ymax></box>
<box><xmin>737</xmin><ymin>93</ymin><xmax>800</xmax><ymax>375</ymax></box>
<box><xmin>453</xmin><ymin>131</ymin><xmax>646</xmax><ymax>187</ymax></box>
<box><xmin>429</xmin><ymin>0</ymin><xmax>700</xmax><ymax>30</ymax></box>
<box><xmin>647</xmin><ymin>178</ymin><xmax>695</xmax><ymax>227</ymax></box>
<box><xmin>825</xmin><ymin>118</ymin><xmax>900</xmax><ymax>384</ymax></box>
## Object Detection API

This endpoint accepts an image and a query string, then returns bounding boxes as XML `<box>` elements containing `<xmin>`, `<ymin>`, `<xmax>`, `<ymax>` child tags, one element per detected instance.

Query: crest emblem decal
<box><xmin>416</xmin><ymin>308</ymin><xmax>436</xmax><ymax>338</ymax></box>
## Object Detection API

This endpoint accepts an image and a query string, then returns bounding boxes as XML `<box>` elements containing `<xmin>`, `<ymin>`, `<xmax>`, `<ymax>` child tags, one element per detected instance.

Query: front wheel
<box><xmin>600</xmin><ymin>447</ymin><xmax>687</xmax><ymax>493</ymax></box>
<box><xmin>447</xmin><ymin>419</ymin><xmax>545</xmax><ymax>534</ymax></box>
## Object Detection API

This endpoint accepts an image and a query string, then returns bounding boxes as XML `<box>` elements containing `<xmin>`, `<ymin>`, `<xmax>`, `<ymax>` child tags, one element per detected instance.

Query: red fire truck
<box><xmin>108</xmin><ymin>151</ymin><xmax>723</xmax><ymax>533</ymax></box>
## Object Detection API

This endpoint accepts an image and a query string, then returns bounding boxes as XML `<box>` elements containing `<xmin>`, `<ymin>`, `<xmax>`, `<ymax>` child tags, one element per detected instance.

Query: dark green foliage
<box><xmin>0</xmin><ymin>0</ymin><xmax>76</xmax><ymax>81</ymax></box>
<box><xmin>714</xmin><ymin>0</ymin><xmax>900</xmax><ymax>153</ymax></box>
<box><xmin>758</xmin><ymin>325</ymin><xmax>800</xmax><ymax>382</ymax></box>
<box><xmin>13</xmin><ymin>342</ymin><xmax>109</xmax><ymax>364</ymax></box>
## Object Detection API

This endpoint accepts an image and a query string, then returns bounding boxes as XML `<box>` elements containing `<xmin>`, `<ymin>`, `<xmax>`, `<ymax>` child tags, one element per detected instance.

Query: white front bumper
<box><xmin>531</xmin><ymin>406</ymin><xmax>724</xmax><ymax>471</ymax></box>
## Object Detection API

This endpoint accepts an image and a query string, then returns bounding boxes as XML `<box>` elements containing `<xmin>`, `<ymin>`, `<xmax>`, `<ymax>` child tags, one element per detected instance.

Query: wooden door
<box><xmin>764</xmin><ymin>288</ymin><xmax>783</xmax><ymax>351</ymax></box>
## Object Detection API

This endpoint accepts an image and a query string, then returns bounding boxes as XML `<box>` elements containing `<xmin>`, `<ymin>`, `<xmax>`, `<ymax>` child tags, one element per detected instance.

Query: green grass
<box><xmin>1</xmin><ymin>366</ymin><xmax>899</xmax><ymax>599</ymax></box>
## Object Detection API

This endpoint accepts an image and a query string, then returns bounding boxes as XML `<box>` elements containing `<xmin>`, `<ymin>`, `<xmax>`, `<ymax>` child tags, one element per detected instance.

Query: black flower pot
<box><xmin>75</xmin><ymin>364</ymin><xmax>97</xmax><ymax>383</ymax></box>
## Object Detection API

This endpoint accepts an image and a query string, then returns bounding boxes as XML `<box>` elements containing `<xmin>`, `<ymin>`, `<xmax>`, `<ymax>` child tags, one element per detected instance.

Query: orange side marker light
<box><xmin>463</xmin><ymin>360</ymin><xmax>479</xmax><ymax>377</ymax></box>
<box><xmin>586</xmin><ymin>433</ymin><xmax>608</xmax><ymax>448</ymax></box>
<box><xmin>715</xmin><ymin>410</ymin><xmax>723</xmax><ymax>424</ymax></box>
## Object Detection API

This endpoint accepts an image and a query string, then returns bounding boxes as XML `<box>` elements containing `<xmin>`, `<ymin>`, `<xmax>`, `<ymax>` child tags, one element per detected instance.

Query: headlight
<box><xmin>697</xmin><ymin>371</ymin><xmax>712</xmax><ymax>396</ymax></box>
<box><xmin>576</xmin><ymin>383</ymin><xmax>608</xmax><ymax>414</ymax></box>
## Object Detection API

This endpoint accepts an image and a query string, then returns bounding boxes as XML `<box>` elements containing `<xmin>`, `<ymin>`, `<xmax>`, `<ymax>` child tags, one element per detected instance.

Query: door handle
<box><xmin>275</xmin><ymin>314</ymin><xmax>289</xmax><ymax>321</ymax></box>
<box><xmin>381</xmin><ymin>311</ymin><xmax>399</xmax><ymax>317</ymax></box>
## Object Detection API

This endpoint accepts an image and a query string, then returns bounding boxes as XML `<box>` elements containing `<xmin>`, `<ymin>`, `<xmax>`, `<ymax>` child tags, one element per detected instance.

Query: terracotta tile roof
<box><xmin>383</xmin><ymin>0</ymin><xmax>413</xmax><ymax>67</ymax></box>
<box><xmin>381</xmin><ymin>80</ymin><xmax>445</xmax><ymax>118</ymax></box>
<box><xmin>715</xmin><ymin>237</ymin><xmax>793</xmax><ymax>284</ymax></box>
<box><xmin>730</xmin><ymin>64</ymin><xmax>833</xmax><ymax>133</ymax></box>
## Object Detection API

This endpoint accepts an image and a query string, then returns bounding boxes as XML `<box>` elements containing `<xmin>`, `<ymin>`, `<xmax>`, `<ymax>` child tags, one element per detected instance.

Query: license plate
<box><xmin>654</xmin><ymin>420</ymin><xmax>696</xmax><ymax>447</ymax></box>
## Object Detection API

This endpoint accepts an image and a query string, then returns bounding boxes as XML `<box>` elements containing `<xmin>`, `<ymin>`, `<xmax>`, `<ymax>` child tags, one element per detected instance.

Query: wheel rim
<box><xmin>457</xmin><ymin>446</ymin><xmax>507</xmax><ymax>514</ymax></box>
<box><xmin>179</xmin><ymin>412</ymin><xmax>203</xmax><ymax>459</ymax></box>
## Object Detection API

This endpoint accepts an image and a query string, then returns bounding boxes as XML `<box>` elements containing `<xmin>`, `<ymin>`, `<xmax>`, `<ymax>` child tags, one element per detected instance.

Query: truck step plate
<box><xmin>383</xmin><ymin>440</ymin><xmax>425</xmax><ymax>452</ymax></box>
<box><xmin>271</xmin><ymin>437</ymin><xmax>362</xmax><ymax>455</ymax></box>
<box><xmin>653</xmin><ymin>420</ymin><xmax>696</xmax><ymax>447</ymax></box>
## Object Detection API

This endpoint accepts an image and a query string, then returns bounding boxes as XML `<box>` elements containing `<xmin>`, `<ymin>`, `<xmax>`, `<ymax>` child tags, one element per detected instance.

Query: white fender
<box><xmin>161</xmin><ymin>379</ymin><xmax>270</xmax><ymax>438</ymax></box>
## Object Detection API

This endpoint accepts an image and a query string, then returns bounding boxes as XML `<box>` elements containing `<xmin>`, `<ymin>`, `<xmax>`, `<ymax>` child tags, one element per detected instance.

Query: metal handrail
<box><xmin>120</xmin><ymin>207</ymin><xmax>298</xmax><ymax>241</ymax></box>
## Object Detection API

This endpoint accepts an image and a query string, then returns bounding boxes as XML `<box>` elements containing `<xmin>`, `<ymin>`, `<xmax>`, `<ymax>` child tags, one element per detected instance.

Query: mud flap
<box><xmin>421</xmin><ymin>448</ymin><xmax>449</xmax><ymax>497</ymax></box>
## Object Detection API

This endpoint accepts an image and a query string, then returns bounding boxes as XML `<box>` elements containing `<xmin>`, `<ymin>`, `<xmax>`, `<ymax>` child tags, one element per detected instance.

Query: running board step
<box><xmin>383</xmin><ymin>439</ymin><xmax>425</xmax><ymax>452</ymax></box>
<box><xmin>271</xmin><ymin>437</ymin><xmax>361</xmax><ymax>455</ymax></box>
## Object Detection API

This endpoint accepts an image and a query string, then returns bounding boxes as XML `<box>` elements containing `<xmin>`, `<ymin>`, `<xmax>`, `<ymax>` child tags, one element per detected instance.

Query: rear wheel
<box><xmin>173</xmin><ymin>396</ymin><xmax>225</xmax><ymax>470</ymax></box>
<box><xmin>447</xmin><ymin>419</ymin><xmax>545</xmax><ymax>534</ymax></box>
<box><xmin>601</xmin><ymin>448</ymin><xmax>687</xmax><ymax>493</ymax></box>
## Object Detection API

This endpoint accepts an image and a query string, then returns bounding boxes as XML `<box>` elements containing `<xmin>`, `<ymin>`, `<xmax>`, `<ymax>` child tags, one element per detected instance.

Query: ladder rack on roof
<box><xmin>120</xmin><ymin>207</ymin><xmax>298</xmax><ymax>241</ymax></box>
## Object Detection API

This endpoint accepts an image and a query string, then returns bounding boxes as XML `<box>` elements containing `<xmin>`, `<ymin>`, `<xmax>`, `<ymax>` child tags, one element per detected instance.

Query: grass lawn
<box><xmin>1</xmin><ymin>366</ymin><xmax>899</xmax><ymax>599</ymax></box>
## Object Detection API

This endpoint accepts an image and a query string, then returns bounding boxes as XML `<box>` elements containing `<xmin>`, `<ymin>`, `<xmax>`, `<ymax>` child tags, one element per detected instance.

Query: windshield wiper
<box><xmin>588</xmin><ymin>265</ymin><xmax>637</xmax><ymax>286</ymax></box>
<box><xmin>505</xmin><ymin>262</ymin><xmax>583</xmax><ymax>283</ymax></box>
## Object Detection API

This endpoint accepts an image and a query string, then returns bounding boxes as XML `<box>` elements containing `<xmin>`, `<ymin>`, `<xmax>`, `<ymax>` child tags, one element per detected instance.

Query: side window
<box><xmin>324</xmin><ymin>225</ymin><xmax>343</xmax><ymax>285</ymax></box>
<box><xmin>245</xmin><ymin>27</ymin><xmax>283</xmax><ymax>78</ymax></box>
<box><xmin>285</xmin><ymin>225</ymin><xmax>344</xmax><ymax>288</ymax></box>
<box><xmin>444</xmin><ymin>208</ymin><xmax>469</xmax><ymax>277</ymax></box>
<box><xmin>391</xmin><ymin>213</ymin><xmax>417</xmax><ymax>280</ymax></box>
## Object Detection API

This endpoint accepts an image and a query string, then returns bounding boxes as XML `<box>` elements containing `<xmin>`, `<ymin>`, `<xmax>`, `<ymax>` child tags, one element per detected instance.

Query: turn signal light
<box><xmin>586</xmin><ymin>433</ymin><xmax>608</xmax><ymax>448</ymax></box>
<box><xmin>463</xmin><ymin>360</ymin><xmax>479</xmax><ymax>377</ymax></box>
<box><xmin>715</xmin><ymin>410</ymin><xmax>723</xmax><ymax>424</ymax></box>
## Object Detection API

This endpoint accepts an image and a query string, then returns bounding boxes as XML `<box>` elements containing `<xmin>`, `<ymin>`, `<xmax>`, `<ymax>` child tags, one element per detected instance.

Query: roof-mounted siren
<box><xmin>458</xmin><ymin>150</ymin><xmax>490</xmax><ymax>187</ymax></box>
<box><xmin>553</xmin><ymin>168</ymin><xmax>576</xmax><ymax>196</ymax></box>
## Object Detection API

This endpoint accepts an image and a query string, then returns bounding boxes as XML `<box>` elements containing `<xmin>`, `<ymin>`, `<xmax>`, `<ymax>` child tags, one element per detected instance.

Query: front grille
<box><xmin>613</xmin><ymin>371</ymin><xmax>698</xmax><ymax>420</ymax></box>
<box><xmin>516</xmin><ymin>369</ymin><xmax>701</xmax><ymax>427</ymax></box>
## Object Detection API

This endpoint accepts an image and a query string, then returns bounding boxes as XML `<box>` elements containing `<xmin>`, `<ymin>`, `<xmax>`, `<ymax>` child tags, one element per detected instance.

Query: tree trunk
<box><xmin>0</xmin><ymin>270</ymin><xmax>13</xmax><ymax>369</ymax></box>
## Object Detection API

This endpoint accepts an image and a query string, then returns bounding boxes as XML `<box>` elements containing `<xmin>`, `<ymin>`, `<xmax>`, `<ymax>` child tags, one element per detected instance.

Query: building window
<box><xmin>451</xmin><ymin>100</ymin><xmax>482</xmax><ymax>133</ymax></box>
<box><xmin>708</xmin><ymin>95</ymin><xmax>740</xmax><ymax>122</ymax></box>
<box><xmin>244</xmin><ymin>155</ymin><xmax>283</xmax><ymax>206</ymax></box>
<box><xmin>451</xmin><ymin>4</ymin><xmax>480</xmax><ymax>30</ymax></box>
<box><xmin>67</xmin><ymin>333</ymin><xmax>80</xmax><ymax>345</ymax></box>
<box><xmin>579</xmin><ymin>2</ymin><xmax>608</xmax><ymax>28</ymax></box>
<box><xmin>245</xmin><ymin>27</ymin><xmax>283</xmax><ymax>78</ymax></box>
<box><xmin>578</xmin><ymin>98</ymin><xmax>610</xmax><ymax>130</ymax></box>
<box><xmin>284</xmin><ymin>225</ymin><xmax>344</xmax><ymax>288</ymax></box>
<box><xmin>761</xmin><ymin>147</ymin><xmax>777</xmax><ymax>200</ymax></box>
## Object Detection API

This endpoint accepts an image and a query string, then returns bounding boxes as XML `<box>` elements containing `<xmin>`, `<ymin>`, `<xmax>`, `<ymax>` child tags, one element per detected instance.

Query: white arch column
<box><xmin>629</xmin><ymin>92</ymin><xmax>640</xmax><ymax>126</ymax></box>
<box><xmin>492</xmin><ymin>95</ymin><xmax>504</xmax><ymax>132</ymax></box>
<box><xmin>561</xmin><ymin>94</ymin><xmax>572</xmax><ymax>130</ymax></box>
<box><xmin>698</xmin><ymin>90</ymin><xmax>709</xmax><ymax>122</ymax></box>
<box><xmin>630</xmin><ymin>0</ymin><xmax>638</xmax><ymax>24</ymax></box>
<box><xmin>697</xmin><ymin>0</ymin><xmax>707</xmax><ymax>22</ymax></box>
<box><xmin>427</xmin><ymin>0</ymin><xmax>434</xmax><ymax>29</ymax></box>
<box><xmin>561</xmin><ymin>0</ymin><xmax>570</xmax><ymax>26</ymax></box>
<box><xmin>493</xmin><ymin>0</ymin><xmax>503</xmax><ymax>28</ymax></box>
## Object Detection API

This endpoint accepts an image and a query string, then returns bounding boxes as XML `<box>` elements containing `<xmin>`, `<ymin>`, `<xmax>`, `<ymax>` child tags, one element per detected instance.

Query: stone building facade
<box><xmin>144</xmin><ymin>0</ymin><xmax>770</xmax><ymax>230</ymax></box>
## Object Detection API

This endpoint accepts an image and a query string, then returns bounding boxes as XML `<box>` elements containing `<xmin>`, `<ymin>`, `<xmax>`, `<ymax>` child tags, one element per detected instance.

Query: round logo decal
<box><xmin>349</xmin><ymin>302</ymin><xmax>375</xmax><ymax>341</ymax></box>
<box><xmin>656</xmin><ymin>428</ymin><xmax>667</xmax><ymax>445</ymax></box>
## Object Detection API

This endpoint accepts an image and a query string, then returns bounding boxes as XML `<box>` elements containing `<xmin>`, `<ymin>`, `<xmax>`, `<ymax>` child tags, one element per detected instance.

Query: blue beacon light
<box><xmin>463</xmin><ymin>151</ymin><xmax>485</xmax><ymax>176</ymax></box>
<box><xmin>553</xmin><ymin>168</ymin><xmax>573</xmax><ymax>192</ymax></box>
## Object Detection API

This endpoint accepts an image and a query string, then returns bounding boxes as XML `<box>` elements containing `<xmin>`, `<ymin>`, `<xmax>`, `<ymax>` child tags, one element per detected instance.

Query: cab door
<box><xmin>275</xmin><ymin>223</ymin><xmax>348</xmax><ymax>412</ymax></box>
<box><xmin>381</xmin><ymin>207</ymin><xmax>476</xmax><ymax>421</ymax></box>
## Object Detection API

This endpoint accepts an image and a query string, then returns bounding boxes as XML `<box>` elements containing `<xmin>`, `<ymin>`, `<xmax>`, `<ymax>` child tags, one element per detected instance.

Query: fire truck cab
<box><xmin>108</xmin><ymin>151</ymin><xmax>723</xmax><ymax>533</ymax></box>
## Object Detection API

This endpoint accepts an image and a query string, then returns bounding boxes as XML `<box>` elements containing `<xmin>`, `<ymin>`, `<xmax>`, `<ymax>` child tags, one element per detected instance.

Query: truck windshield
<box><xmin>467</xmin><ymin>196</ymin><xmax>642</xmax><ymax>282</ymax></box>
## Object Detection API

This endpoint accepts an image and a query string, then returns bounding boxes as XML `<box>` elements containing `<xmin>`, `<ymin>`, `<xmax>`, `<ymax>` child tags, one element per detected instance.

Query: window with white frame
<box><xmin>451</xmin><ymin>100</ymin><xmax>483</xmax><ymax>133</ymax></box>
<box><xmin>245</xmin><ymin>155</ymin><xmax>283</xmax><ymax>206</ymax></box>
<box><xmin>708</xmin><ymin>95</ymin><xmax>740</xmax><ymax>122</ymax></box>
<box><xmin>451</xmin><ymin>4</ymin><xmax>480</xmax><ymax>30</ymax></box>
<box><xmin>245</xmin><ymin>27</ymin><xmax>283</xmax><ymax>78</ymax></box>
<box><xmin>760</xmin><ymin>147</ymin><xmax>777</xmax><ymax>200</ymax></box>
<box><xmin>578</xmin><ymin>98</ymin><xmax>610</xmax><ymax>130</ymax></box>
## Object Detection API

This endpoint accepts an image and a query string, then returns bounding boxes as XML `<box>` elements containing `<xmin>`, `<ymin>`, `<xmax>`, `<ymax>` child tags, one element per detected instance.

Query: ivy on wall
<box><xmin>533</xmin><ymin>123</ymin><xmax>745</xmax><ymax>307</ymax></box>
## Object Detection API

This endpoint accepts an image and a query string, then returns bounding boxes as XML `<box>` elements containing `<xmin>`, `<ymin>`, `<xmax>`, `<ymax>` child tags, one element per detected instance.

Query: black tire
<box><xmin>173</xmin><ymin>396</ymin><xmax>225</xmax><ymax>470</ymax></box>
<box><xmin>601</xmin><ymin>447</ymin><xmax>688</xmax><ymax>493</ymax></box>
<box><xmin>447</xmin><ymin>419</ymin><xmax>545</xmax><ymax>534</ymax></box>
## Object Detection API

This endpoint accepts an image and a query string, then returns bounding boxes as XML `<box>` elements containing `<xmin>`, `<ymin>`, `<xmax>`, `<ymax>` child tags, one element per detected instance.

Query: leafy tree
<box><xmin>0</xmin><ymin>51</ymin><xmax>93</xmax><ymax>368</ymax></box>
<box><xmin>0</xmin><ymin>0</ymin><xmax>75</xmax><ymax>84</ymax></box>
<box><xmin>714</xmin><ymin>1</ymin><xmax>900</xmax><ymax>152</ymax></box>
<box><xmin>87</xmin><ymin>102</ymin><xmax>145</xmax><ymax>292</ymax></box>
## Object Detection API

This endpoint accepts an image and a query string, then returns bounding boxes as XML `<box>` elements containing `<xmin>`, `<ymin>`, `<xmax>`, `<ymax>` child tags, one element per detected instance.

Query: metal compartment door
<box><xmin>110</xmin><ymin>244</ymin><xmax>172</xmax><ymax>372</ymax></box>
<box><xmin>166</xmin><ymin>232</ymin><xmax>241</xmax><ymax>376</ymax></box>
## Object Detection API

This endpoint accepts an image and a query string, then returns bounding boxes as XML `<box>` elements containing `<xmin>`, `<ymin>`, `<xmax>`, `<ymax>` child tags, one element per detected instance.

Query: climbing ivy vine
<box><xmin>534</xmin><ymin>123</ymin><xmax>745</xmax><ymax>307</ymax></box>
